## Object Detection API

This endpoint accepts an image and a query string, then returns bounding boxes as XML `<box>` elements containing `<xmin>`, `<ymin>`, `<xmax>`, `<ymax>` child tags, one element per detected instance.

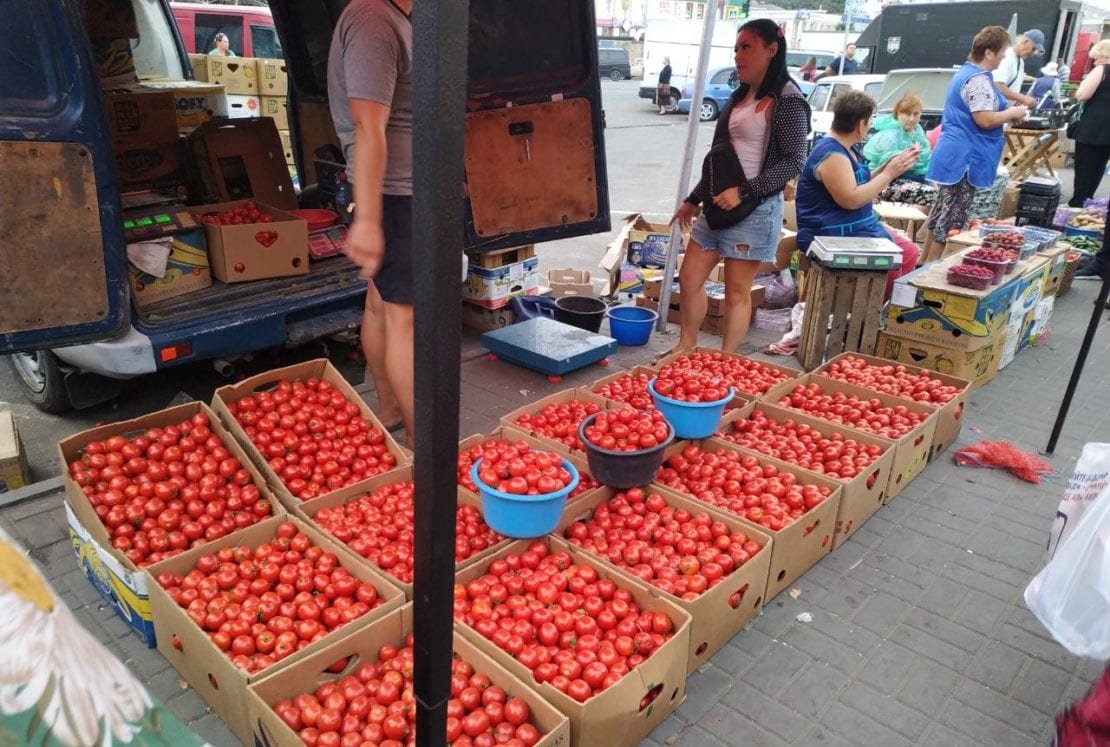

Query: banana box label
<box><xmin>128</xmin><ymin>227</ymin><xmax>212</xmax><ymax>309</ymax></box>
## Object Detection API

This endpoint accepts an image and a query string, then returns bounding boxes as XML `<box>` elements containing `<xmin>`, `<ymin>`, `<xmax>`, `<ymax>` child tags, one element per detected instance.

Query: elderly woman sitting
<box><xmin>795</xmin><ymin>90</ymin><xmax>921</xmax><ymax>297</ymax></box>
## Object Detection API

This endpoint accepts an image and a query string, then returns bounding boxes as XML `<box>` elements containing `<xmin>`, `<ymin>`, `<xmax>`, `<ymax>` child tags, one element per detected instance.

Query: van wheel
<box><xmin>609</xmin><ymin>68</ymin><xmax>624</xmax><ymax>82</ymax></box>
<box><xmin>8</xmin><ymin>350</ymin><xmax>72</xmax><ymax>413</ymax></box>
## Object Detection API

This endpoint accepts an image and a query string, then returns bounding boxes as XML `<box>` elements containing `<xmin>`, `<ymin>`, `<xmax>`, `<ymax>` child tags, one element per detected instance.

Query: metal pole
<box><xmin>411</xmin><ymin>0</ymin><xmax>468</xmax><ymax>744</ymax></box>
<box><xmin>1045</xmin><ymin>271</ymin><xmax>1110</xmax><ymax>455</ymax></box>
<box><xmin>838</xmin><ymin>0</ymin><xmax>853</xmax><ymax>75</ymax></box>
<box><xmin>656</xmin><ymin>0</ymin><xmax>722</xmax><ymax>331</ymax></box>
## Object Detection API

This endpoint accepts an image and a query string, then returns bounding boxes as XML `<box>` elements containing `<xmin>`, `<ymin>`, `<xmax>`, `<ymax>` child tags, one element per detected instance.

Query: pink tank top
<box><xmin>728</xmin><ymin>97</ymin><xmax>770</xmax><ymax>180</ymax></box>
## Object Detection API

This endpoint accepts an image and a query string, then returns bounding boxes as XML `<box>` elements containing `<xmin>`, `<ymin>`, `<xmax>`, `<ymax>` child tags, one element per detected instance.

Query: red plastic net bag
<box><xmin>954</xmin><ymin>440</ymin><xmax>1056</xmax><ymax>483</ymax></box>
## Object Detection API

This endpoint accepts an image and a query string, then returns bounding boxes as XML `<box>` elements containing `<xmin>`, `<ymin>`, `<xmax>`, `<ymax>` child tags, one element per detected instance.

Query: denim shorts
<box><xmin>690</xmin><ymin>193</ymin><xmax>784</xmax><ymax>262</ymax></box>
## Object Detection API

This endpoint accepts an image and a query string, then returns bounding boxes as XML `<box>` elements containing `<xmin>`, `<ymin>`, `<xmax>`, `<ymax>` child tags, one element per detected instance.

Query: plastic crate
<box><xmin>963</xmin><ymin>254</ymin><xmax>1008</xmax><ymax>284</ymax></box>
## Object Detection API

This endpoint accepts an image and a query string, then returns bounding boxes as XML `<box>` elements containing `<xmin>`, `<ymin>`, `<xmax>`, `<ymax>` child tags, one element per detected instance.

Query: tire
<box><xmin>664</xmin><ymin>90</ymin><xmax>680</xmax><ymax>113</ymax></box>
<box><xmin>699</xmin><ymin>99</ymin><xmax>719</xmax><ymax>122</ymax></box>
<box><xmin>608</xmin><ymin>68</ymin><xmax>624</xmax><ymax>82</ymax></box>
<box><xmin>8</xmin><ymin>350</ymin><xmax>72</xmax><ymax>413</ymax></box>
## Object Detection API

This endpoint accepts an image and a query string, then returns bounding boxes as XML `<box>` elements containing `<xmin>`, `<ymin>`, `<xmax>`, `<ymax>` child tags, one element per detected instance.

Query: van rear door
<box><xmin>0</xmin><ymin>1</ymin><xmax>130</xmax><ymax>354</ymax></box>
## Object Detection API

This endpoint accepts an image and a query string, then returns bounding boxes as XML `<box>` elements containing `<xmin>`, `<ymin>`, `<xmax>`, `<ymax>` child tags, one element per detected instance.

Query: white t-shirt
<box><xmin>992</xmin><ymin>47</ymin><xmax>1024</xmax><ymax>91</ymax></box>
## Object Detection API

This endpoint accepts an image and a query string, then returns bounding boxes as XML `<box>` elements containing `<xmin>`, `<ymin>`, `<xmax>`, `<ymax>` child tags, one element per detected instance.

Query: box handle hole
<box><xmin>638</xmin><ymin>683</ymin><xmax>663</xmax><ymax>712</ymax></box>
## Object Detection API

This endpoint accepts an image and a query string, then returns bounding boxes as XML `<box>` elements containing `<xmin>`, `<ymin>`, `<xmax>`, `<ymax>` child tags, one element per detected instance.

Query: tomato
<box><xmin>582</xmin><ymin>408</ymin><xmax>672</xmax><ymax>452</ymax></box>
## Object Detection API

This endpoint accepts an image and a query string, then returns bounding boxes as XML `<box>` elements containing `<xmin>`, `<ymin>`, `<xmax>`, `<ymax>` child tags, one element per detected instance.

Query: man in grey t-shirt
<box><xmin>328</xmin><ymin>0</ymin><xmax>415</xmax><ymax>441</ymax></box>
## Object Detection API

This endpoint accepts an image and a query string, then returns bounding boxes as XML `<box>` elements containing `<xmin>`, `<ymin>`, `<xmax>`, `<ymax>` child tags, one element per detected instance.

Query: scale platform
<box><xmin>810</xmin><ymin>236</ymin><xmax>902</xmax><ymax>270</ymax></box>
<box><xmin>481</xmin><ymin>317</ymin><xmax>617</xmax><ymax>377</ymax></box>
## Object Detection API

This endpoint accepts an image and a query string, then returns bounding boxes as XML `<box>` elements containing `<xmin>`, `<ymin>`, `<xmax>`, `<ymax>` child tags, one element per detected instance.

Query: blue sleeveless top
<box><xmin>796</xmin><ymin>136</ymin><xmax>885</xmax><ymax>250</ymax></box>
<box><xmin>927</xmin><ymin>61</ymin><xmax>1006</xmax><ymax>189</ymax></box>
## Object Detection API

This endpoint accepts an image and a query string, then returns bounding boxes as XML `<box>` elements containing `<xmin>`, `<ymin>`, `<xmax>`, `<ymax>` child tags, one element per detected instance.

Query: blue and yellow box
<box><xmin>1008</xmin><ymin>255</ymin><xmax>1051</xmax><ymax>325</ymax></box>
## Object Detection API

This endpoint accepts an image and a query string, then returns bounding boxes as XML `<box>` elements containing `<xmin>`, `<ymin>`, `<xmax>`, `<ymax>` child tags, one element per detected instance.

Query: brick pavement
<box><xmin>4</xmin><ymin>280</ymin><xmax>1109</xmax><ymax>746</ymax></box>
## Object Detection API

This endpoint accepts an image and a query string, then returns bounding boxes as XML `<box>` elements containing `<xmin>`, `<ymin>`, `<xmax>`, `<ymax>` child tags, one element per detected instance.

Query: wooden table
<box><xmin>874</xmin><ymin>202</ymin><xmax>929</xmax><ymax>242</ymax></box>
<box><xmin>1003</xmin><ymin>127</ymin><xmax>1062</xmax><ymax>182</ymax></box>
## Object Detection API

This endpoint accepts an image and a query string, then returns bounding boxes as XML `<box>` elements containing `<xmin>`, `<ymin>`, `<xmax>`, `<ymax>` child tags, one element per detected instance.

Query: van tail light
<box><xmin>159</xmin><ymin>342</ymin><xmax>192</xmax><ymax>363</ymax></box>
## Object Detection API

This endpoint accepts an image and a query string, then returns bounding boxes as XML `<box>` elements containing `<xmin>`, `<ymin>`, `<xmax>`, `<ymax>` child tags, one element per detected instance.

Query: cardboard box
<box><xmin>816</xmin><ymin>351</ymin><xmax>971</xmax><ymax>463</ymax></box>
<box><xmin>998</xmin><ymin>186</ymin><xmax>1020</xmax><ymax>219</ymax></box>
<box><xmin>998</xmin><ymin>316</ymin><xmax>1025</xmax><ymax>370</ymax></box>
<box><xmin>139</xmin><ymin>78</ymin><xmax>227</xmax><ymax>133</ymax></box>
<box><xmin>0</xmin><ymin>412</ymin><xmax>29</xmax><ymax>492</ymax></box>
<box><xmin>650</xmin><ymin>346</ymin><xmax>802</xmax><ymax>406</ymax></box>
<box><xmin>461</xmin><ymin>302</ymin><xmax>515</xmax><ymax>331</ymax></box>
<box><xmin>225</xmin><ymin>93</ymin><xmax>261</xmax><ymax>119</ymax></box>
<box><xmin>1040</xmin><ymin>243</ymin><xmax>1070</xmax><ymax>297</ymax></box>
<box><xmin>642</xmin><ymin>277</ymin><xmax>766</xmax><ymax>318</ymax></box>
<box><xmin>194</xmin><ymin>199</ymin><xmax>307</xmax><ymax>282</ymax></box>
<box><xmin>941</xmin><ymin>230</ymin><xmax>982</xmax><ymax>258</ymax></box>
<box><xmin>456</xmin><ymin>538</ymin><xmax>691</xmax><ymax>747</ymax></box>
<box><xmin>57</xmin><ymin>401</ymin><xmax>274</xmax><ymax>646</ymax></box>
<box><xmin>128</xmin><ymin>226</ymin><xmax>212</xmax><ymax>308</ymax></box>
<box><xmin>600</xmin><ymin>214</ymin><xmax>687</xmax><ymax>295</ymax></box>
<box><xmin>588</xmin><ymin>365</ymin><xmax>659</xmax><ymax>410</ymax></box>
<box><xmin>876</xmin><ymin>327</ymin><xmax>1006</xmax><ymax>390</ymax></box>
<box><xmin>186</xmin><ymin>118</ymin><xmax>297</xmax><ymax>210</ymax></box>
<box><xmin>783</xmin><ymin>199</ymin><xmax>797</xmax><ymax>231</ymax></box>
<box><xmin>627</xmin><ymin>219</ymin><xmax>685</xmax><ymax>268</ymax></box>
<box><xmin>147</xmin><ymin>515</ymin><xmax>405</xmax><ymax>742</ymax></box>
<box><xmin>557</xmin><ymin>487</ymin><xmax>772</xmax><ymax>675</ymax></box>
<box><xmin>499</xmin><ymin>388</ymin><xmax>609</xmax><ymax>457</ymax></box>
<box><xmin>656</xmin><ymin>439</ymin><xmax>841</xmax><ymax>599</ymax></box>
<box><xmin>191</xmin><ymin>55</ymin><xmax>258</xmax><ymax>94</ymax></box>
<box><xmin>1008</xmin><ymin>255</ymin><xmax>1051</xmax><ymax>325</ymax></box>
<box><xmin>462</xmin><ymin>257</ymin><xmax>541</xmax><ymax>309</ymax></box>
<box><xmin>83</xmin><ymin>0</ymin><xmax>138</xmax><ymax>38</ymax></box>
<box><xmin>211</xmin><ymin>359</ymin><xmax>409</xmax><ymax>512</ymax></box>
<box><xmin>718</xmin><ymin>403</ymin><xmax>896</xmax><ymax>549</ymax></box>
<box><xmin>548</xmin><ymin>268</ymin><xmax>594</xmax><ymax>297</ymax></box>
<box><xmin>295</xmin><ymin>465</ymin><xmax>512</xmax><ymax>599</ymax></box>
<box><xmin>91</xmin><ymin>37</ymin><xmax>136</xmax><ymax>82</ymax></box>
<box><xmin>260</xmin><ymin>95</ymin><xmax>289</xmax><ymax>129</ymax></box>
<box><xmin>247</xmin><ymin>605</ymin><xmax>571</xmax><ymax>747</ymax></box>
<box><xmin>103</xmin><ymin>85</ymin><xmax>178</xmax><ymax>142</ymax></box>
<box><xmin>278</xmin><ymin>129</ymin><xmax>294</xmax><ymax>165</ymax></box>
<box><xmin>255</xmin><ymin>58</ymin><xmax>288</xmax><ymax>95</ymax></box>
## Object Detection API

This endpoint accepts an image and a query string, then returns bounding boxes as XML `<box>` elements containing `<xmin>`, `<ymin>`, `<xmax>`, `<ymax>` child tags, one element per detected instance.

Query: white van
<box><xmin>807</xmin><ymin>74</ymin><xmax>886</xmax><ymax>141</ymax></box>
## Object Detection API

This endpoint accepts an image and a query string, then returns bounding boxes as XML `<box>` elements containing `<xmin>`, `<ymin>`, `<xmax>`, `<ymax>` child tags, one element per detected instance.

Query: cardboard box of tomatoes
<box><xmin>718</xmin><ymin>403</ymin><xmax>896</xmax><ymax>551</ymax></box>
<box><xmin>816</xmin><ymin>352</ymin><xmax>971</xmax><ymax>463</ymax></box>
<box><xmin>454</xmin><ymin>537</ymin><xmax>692</xmax><ymax>747</ymax></box>
<box><xmin>211</xmin><ymin>358</ymin><xmax>409</xmax><ymax>512</ymax></box>
<box><xmin>649</xmin><ymin>347</ymin><xmax>804</xmax><ymax>408</ymax></box>
<box><xmin>146</xmin><ymin>515</ymin><xmax>405</xmax><ymax>742</ymax></box>
<box><xmin>499</xmin><ymin>388</ymin><xmax>610</xmax><ymax>458</ymax></box>
<box><xmin>556</xmin><ymin>485</ymin><xmax>773</xmax><ymax>675</ymax></box>
<box><xmin>588</xmin><ymin>365</ymin><xmax>659</xmax><ymax>411</ymax></box>
<box><xmin>57</xmin><ymin>400</ymin><xmax>277</xmax><ymax>647</ymax></box>
<box><xmin>653</xmin><ymin>439</ymin><xmax>842</xmax><ymax>599</ymax></box>
<box><xmin>193</xmin><ymin>199</ymin><xmax>309</xmax><ymax>283</ymax></box>
<box><xmin>246</xmin><ymin>603</ymin><xmax>571</xmax><ymax>747</ymax></box>
<box><xmin>295</xmin><ymin>463</ymin><xmax>513</xmax><ymax>600</ymax></box>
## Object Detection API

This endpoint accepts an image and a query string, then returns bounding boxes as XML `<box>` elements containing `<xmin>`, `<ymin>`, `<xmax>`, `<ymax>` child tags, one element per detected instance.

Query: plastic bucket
<box><xmin>577</xmin><ymin>412</ymin><xmax>674</xmax><ymax>489</ymax></box>
<box><xmin>554</xmin><ymin>296</ymin><xmax>607</xmax><ymax>333</ymax></box>
<box><xmin>606</xmin><ymin>306</ymin><xmax>658</xmax><ymax>346</ymax></box>
<box><xmin>471</xmin><ymin>458</ymin><xmax>579</xmax><ymax>538</ymax></box>
<box><xmin>648</xmin><ymin>378</ymin><xmax>734</xmax><ymax>439</ymax></box>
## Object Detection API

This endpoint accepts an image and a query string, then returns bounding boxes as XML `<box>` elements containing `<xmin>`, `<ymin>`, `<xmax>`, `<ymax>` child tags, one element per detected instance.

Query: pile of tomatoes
<box><xmin>472</xmin><ymin>446</ymin><xmax>575</xmax><ymax>496</ymax></box>
<box><xmin>819</xmin><ymin>357</ymin><xmax>963</xmax><ymax>406</ymax></box>
<box><xmin>660</xmin><ymin>352</ymin><xmax>791</xmax><ymax>397</ymax></box>
<box><xmin>778</xmin><ymin>383</ymin><xmax>928</xmax><ymax>439</ymax></box>
<box><xmin>313</xmin><ymin>480</ymin><xmax>503</xmax><ymax>583</ymax></box>
<box><xmin>563</xmin><ymin>488</ymin><xmax>763</xmax><ymax>602</ymax></box>
<box><xmin>223</xmin><ymin>377</ymin><xmax>400</xmax><ymax>502</ymax></box>
<box><xmin>655</xmin><ymin>444</ymin><xmax>832</xmax><ymax>531</ymax></box>
<box><xmin>198</xmin><ymin>201</ymin><xmax>274</xmax><ymax>225</ymax></box>
<box><xmin>651</xmin><ymin>366</ymin><xmax>730</xmax><ymax>403</ymax></box>
<box><xmin>581</xmin><ymin>408</ymin><xmax>671</xmax><ymax>452</ymax></box>
<box><xmin>511</xmin><ymin>399</ymin><xmax>602</xmax><ymax>452</ymax></box>
<box><xmin>592</xmin><ymin>371</ymin><xmax>654</xmax><ymax>410</ymax></box>
<box><xmin>454</xmin><ymin>542</ymin><xmax>676</xmax><ymax>703</ymax></box>
<box><xmin>155</xmin><ymin>522</ymin><xmax>385</xmax><ymax>675</ymax></box>
<box><xmin>272</xmin><ymin>638</ymin><xmax>548</xmax><ymax>747</ymax></box>
<box><xmin>458</xmin><ymin>438</ymin><xmax>597</xmax><ymax>499</ymax></box>
<box><xmin>69</xmin><ymin>412</ymin><xmax>272</xmax><ymax>568</ymax></box>
<box><xmin>720</xmin><ymin>409</ymin><xmax>885</xmax><ymax>481</ymax></box>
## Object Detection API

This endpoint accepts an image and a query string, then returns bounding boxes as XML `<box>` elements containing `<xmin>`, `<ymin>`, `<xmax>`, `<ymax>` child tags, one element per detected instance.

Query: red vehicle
<box><xmin>170</xmin><ymin>1</ymin><xmax>282</xmax><ymax>58</ymax></box>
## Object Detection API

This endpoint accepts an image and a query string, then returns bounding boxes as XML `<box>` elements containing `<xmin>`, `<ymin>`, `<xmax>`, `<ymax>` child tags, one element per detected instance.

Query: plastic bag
<box><xmin>1024</xmin><ymin>443</ymin><xmax>1110</xmax><ymax>659</ymax></box>
<box><xmin>754</xmin><ymin>270</ymin><xmax>797</xmax><ymax>309</ymax></box>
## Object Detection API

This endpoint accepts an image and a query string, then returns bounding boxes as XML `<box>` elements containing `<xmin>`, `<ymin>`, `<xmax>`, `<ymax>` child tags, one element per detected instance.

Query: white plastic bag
<box><xmin>1024</xmin><ymin>443</ymin><xmax>1110</xmax><ymax>658</ymax></box>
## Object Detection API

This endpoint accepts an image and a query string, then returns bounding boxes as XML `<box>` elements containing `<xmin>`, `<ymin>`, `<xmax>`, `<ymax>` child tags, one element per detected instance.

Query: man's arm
<box><xmin>996</xmin><ymin>80</ymin><xmax>1034</xmax><ymax>107</ymax></box>
<box><xmin>346</xmin><ymin>99</ymin><xmax>391</xmax><ymax>275</ymax></box>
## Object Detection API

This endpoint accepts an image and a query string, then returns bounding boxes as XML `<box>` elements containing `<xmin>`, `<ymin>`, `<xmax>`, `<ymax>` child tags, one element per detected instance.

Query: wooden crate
<box><xmin>797</xmin><ymin>261</ymin><xmax>887</xmax><ymax>371</ymax></box>
<box><xmin>467</xmin><ymin>244</ymin><xmax>536</xmax><ymax>270</ymax></box>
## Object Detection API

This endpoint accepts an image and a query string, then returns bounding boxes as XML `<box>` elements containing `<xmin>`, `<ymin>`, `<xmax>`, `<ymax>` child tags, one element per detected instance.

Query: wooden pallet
<box><xmin>797</xmin><ymin>261</ymin><xmax>886</xmax><ymax>370</ymax></box>
<box><xmin>467</xmin><ymin>244</ymin><xmax>536</xmax><ymax>270</ymax></box>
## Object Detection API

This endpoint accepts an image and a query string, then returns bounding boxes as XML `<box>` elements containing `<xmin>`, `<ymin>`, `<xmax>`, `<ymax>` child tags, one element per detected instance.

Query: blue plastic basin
<box><xmin>471</xmin><ymin>458</ymin><xmax>580</xmax><ymax>538</ymax></box>
<box><xmin>606</xmin><ymin>306</ymin><xmax>658</xmax><ymax>346</ymax></box>
<box><xmin>648</xmin><ymin>378</ymin><xmax>734</xmax><ymax>439</ymax></box>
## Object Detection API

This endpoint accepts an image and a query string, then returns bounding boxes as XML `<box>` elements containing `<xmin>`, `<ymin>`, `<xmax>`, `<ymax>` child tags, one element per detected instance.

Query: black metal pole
<box><xmin>411</xmin><ymin>1</ymin><xmax>468</xmax><ymax>745</ymax></box>
<box><xmin>1045</xmin><ymin>265</ymin><xmax>1110</xmax><ymax>455</ymax></box>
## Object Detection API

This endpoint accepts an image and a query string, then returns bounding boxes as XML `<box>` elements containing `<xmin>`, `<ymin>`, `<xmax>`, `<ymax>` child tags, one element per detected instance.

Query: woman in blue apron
<box><xmin>795</xmin><ymin>90</ymin><xmax>921</xmax><ymax>298</ymax></box>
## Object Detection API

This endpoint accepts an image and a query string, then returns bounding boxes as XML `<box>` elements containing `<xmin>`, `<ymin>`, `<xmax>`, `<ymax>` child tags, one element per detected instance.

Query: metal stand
<box><xmin>411</xmin><ymin>1</ymin><xmax>468</xmax><ymax>744</ymax></box>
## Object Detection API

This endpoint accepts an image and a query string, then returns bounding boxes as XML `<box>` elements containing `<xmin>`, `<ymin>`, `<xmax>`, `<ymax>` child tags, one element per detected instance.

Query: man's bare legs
<box><xmin>382</xmin><ymin>301</ymin><xmax>415</xmax><ymax>447</ymax></box>
<box><xmin>361</xmin><ymin>283</ymin><xmax>402</xmax><ymax>429</ymax></box>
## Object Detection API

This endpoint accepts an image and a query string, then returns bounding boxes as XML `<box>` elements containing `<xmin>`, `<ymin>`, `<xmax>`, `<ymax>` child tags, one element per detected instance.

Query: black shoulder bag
<box><xmin>699</xmin><ymin>87</ymin><xmax>766</xmax><ymax>230</ymax></box>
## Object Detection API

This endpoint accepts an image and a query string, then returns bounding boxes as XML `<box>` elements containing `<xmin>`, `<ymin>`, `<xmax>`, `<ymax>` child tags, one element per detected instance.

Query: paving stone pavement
<box><xmin>4</xmin><ymin>279</ymin><xmax>1110</xmax><ymax>746</ymax></box>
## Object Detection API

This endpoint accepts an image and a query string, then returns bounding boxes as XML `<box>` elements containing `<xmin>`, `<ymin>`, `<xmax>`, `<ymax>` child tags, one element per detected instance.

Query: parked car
<box><xmin>807</xmin><ymin>74</ymin><xmax>886</xmax><ymax>140</ymax></box>
<box><xmin>598</xmin><ymin>47</ymin><xmax>631</xmax><ymax>81</ymax></box>
<box><xmin>676</xmin><ymin>67</ymin><xmax>812</xmax><ymax>121</ymax></box>
<box><xmin>786</xmin><ymin>50</ymin><xmax>835</xmax><ymax>80</ymax></box>
<box><xmin>631</xmin><ymin>57</ymin><xmax>644</xmax><ymax>79</ymax></box>
<box><xmin>873</xmin><ymin>68</ymin><xmax>957</xmax><ymax>133</ymax></box>
<box><xmin>170</xmin><ymin>1</ymin><xmax>281</xmax><ymax>58</ymax></box>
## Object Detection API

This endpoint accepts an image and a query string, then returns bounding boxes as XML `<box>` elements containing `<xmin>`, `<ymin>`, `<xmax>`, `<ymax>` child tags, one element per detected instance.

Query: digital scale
<box><xmin>481</xmin><ymin>317</ymin><xmax>617</xmax><ymax>377</ymax></box>
<box><xmin>121</xmin><ymin>206</ymin><xmax>200</xmax><ymax>242</ymax></box>
<box><xmin>809</xmin><ymin>236</ymin><xmax>902</xmax><ymax>270</ymax></box>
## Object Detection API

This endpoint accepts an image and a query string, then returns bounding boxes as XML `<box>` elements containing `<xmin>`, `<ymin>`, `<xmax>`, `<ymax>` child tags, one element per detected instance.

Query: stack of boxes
<box><xmin>461</xmin><ymin>245</ymin><xmax>541</xmax><ymax>331</ymax></box>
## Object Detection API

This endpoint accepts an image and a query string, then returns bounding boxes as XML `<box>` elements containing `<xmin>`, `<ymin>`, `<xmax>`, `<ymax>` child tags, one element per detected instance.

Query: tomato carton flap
<box><xmin>649</xmin><ymin>346</ymin><xmax>804</xmax><ymax>407</ymax></box>
<box><xmin>296</xmin><ymin>463</ymin><xmax>514</xmax><ymax>599</ymax></box>
<box><xmin>654</xmin><ymin>437</ymin><xmax>841</xmax><ymax>599</ymax></box>
<box><xmin>455</xmin><ymin>537</ymin><xmax>692</xmax><ymax>747</ymax></box>
<box><xmin>146</xmin><ymin>514</ymin><xmax>404</xmax><ymax>742</ymax></box>
<box><xmin>211</xmin><ymin>358</ymin><xmax>408</xmax><ymax>513</ymax></box>
<box><xmin>816</xmin><ymin>351</ymin><xmax>970</xmax><ymax>463</ymax></box>
<box><xmin>555</xmin><ymin>485</ymin><xmax>773</xmax><ymax>675</ymax></box>
<box><xmin>718</xmin><ymin>403</ymin><xmax>896</xmax><ymax>550</ymax></box>
<box><xmin>192</xmin><ymin>199</ymin><xmax>308</xmax><ymax>283</ymax></box>
<box><xmin>247</xmin><ymin>604</ymin><xmax>570</xmax><ymax>747</ymax></box>
<box><xmin>499</xmin><ymin>388</ymin><xmax>610</xmax><ymax>458</ymax></box>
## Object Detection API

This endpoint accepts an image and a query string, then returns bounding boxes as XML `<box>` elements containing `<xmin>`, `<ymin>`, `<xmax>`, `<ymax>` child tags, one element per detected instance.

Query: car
<box><xmin>675</xmin><ymin>67</ymin><xmax>813</xmax><ymax>121</ymax></box>
<box><xmin>786</xmin><ymin>50</ymin><xmax>835</xmax><ymax>79</ymax></box>
<box><xmin>631</xmin><ymin>57</ymin><xmax>644</xmax><ymax>79</ymax></box>
<box><xmin>807</xmin><ymin>74</ymin><xmax>886</xmax><ymax>140</ymax></box>
<box><xmin>873</xmin><ymin>67</ymin><xmax>957</xmax><ymax>133</ymax></box>
<box><xmin>598</xmin><ymin>47</ymin><xmax>631</xmax><ymax>81</ymax></box>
